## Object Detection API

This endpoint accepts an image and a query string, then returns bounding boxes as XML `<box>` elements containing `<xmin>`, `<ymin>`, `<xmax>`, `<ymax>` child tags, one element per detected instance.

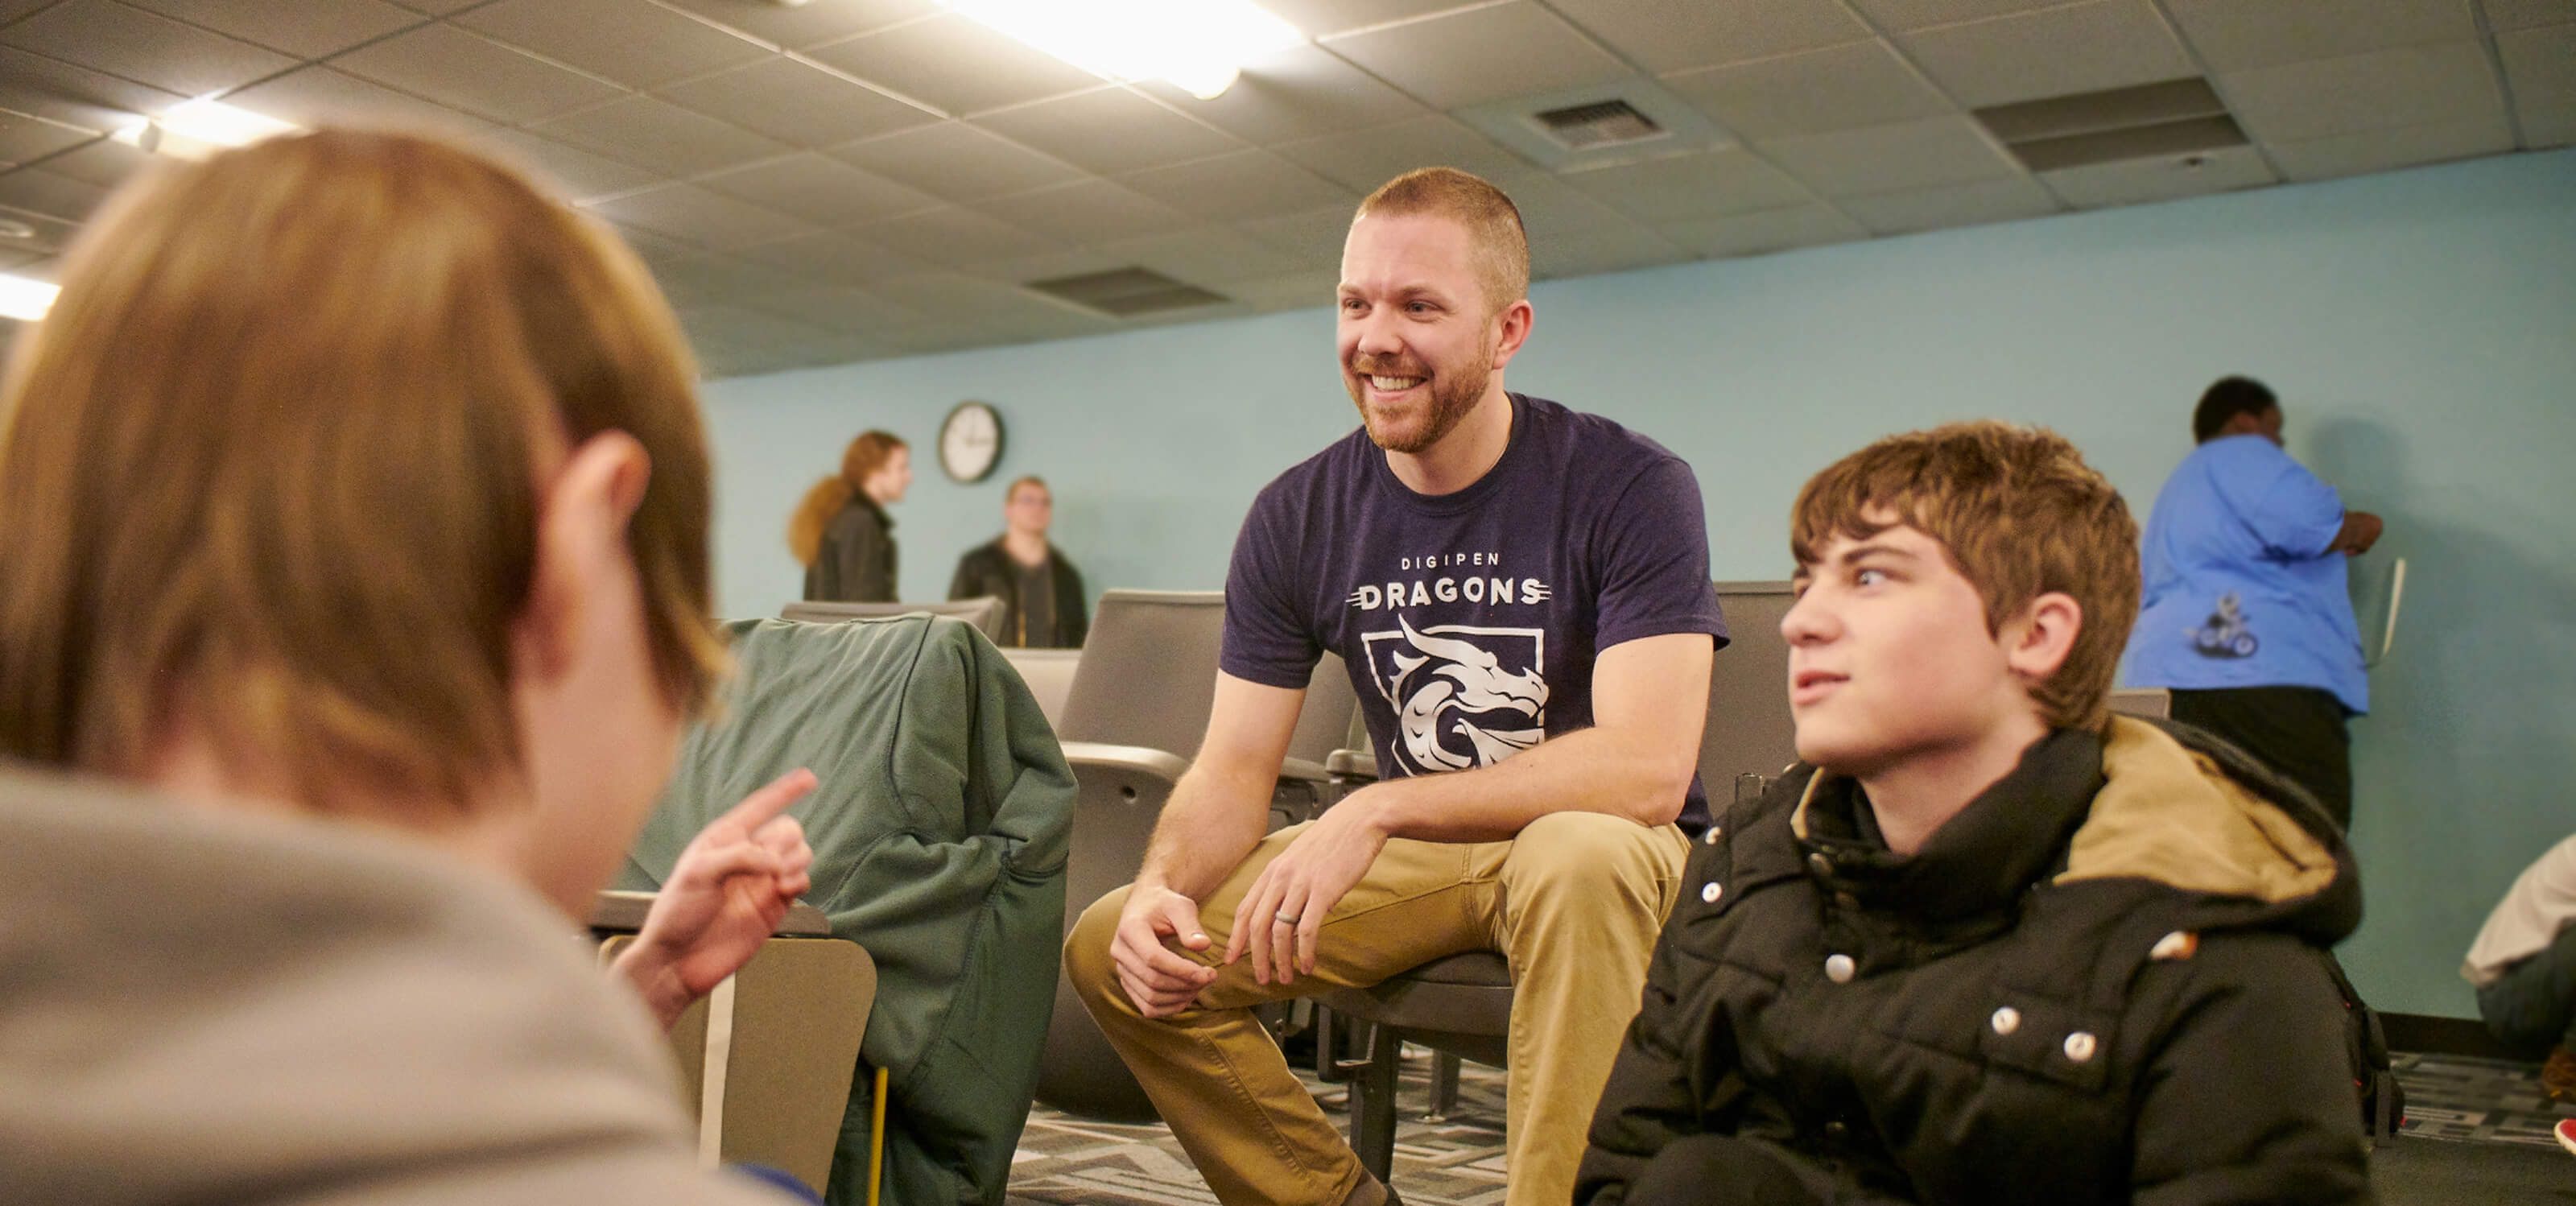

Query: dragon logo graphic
<box><xmin>1362</xmin><ymin>616</ymin><xmax>1548</xmax><ymax>774</ymax></box>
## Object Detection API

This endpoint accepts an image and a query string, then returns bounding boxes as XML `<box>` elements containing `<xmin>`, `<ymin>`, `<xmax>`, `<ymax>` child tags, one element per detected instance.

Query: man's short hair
<box><xmin>1005</xmin><ymin>475</ymin><xmax>1048</xmax><ymax>502</ymax></box>
<box><xmin>1354</xmin><ymin>167</ymin><xmax>1530</xmax><ymax>316</ymax></box>
<box><xmin>1790</xmin><ymin>421</ymin><xmax>2140</xmax><ymax>731</ymax></box>
<box><xmin>0</xmin><ymin>129</ymin><xmax>724</xmax><ymax>814</ymax></box>
<box><xmin>2193</xmin><ymin>376</ymin><xmax>2277</xmax><ymax>443</ymax></box>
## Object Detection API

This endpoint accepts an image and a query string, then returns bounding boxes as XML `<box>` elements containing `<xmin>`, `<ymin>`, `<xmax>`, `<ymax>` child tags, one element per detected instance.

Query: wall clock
<box><xmin>939</xmin><ymin>400</ymin><xmax>1004</xmax><ymax>484</ymax></box>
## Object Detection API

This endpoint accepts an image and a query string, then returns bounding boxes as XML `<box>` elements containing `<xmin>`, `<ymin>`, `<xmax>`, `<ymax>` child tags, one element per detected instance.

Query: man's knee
<box><xmin>1507</xmin><ymin>811</ymin><xmax>1678</xmax><ymax>893</ymax></box>
<box><xmin>1063</xmin><ymin>885</ymin><xmax>1132</xmax><ymax>1006</ymax></box>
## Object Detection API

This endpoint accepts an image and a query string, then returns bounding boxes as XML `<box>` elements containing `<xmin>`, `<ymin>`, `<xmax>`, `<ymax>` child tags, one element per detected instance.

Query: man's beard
<box><xmin>1347</xmin><ymin>348</ymin><xmax>1493</xmax><ymax>455</ymax></box>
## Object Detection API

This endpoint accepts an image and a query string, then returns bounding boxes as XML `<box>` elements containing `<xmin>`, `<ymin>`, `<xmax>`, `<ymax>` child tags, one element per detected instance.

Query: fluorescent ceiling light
<box><xmin>943</xmin><ymin>0</ymin><xmax>1303</xmax><ymax>100</ymax></box>
<box><xmin>112</xmin><ymin>97</ymin><xmax>298</xmax><ymax>160</ymax></box>
<box><xmin>0</xmin><ymin>274</ymin><xmax>59</xmax><ymax>323</ymax></box>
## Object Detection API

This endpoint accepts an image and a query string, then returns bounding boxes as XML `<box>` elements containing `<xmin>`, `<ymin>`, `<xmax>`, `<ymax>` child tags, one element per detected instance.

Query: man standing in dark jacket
<box><xmin>949</xmin><ymin>476</ymin><xmax>1088</xmax><ymax>648</ymax></box>
<box><xmin>1578</xmin><ymin>422</ymin><xmax>2371</xmax><ymax>1206</ymax></box>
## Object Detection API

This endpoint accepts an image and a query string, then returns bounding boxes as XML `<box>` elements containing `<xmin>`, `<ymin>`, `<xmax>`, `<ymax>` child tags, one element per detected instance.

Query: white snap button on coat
<box><xmin>1824</xmin><ymin>953</ymin><xmax>1855</xmax><ymax>983</ymax></box>
<box><xmin>1704</xmin><ymin>826</ymin><xmax>1724</xmax><ymax>845</ymax></box>
<box><xmin>1700</xmin><ymin>881</ymin><xmax>1724</xmax><ymax>904</ymax></box>
<box><xmin>2063</xmin><ymin>1031</ymin><xmax>2098</xmax><ymax>1063</ymax></box>
<box><xmin>1990</xmin><ymin>1007</ymin><xmax>2021</xmax><ymax>1035</ymax></box>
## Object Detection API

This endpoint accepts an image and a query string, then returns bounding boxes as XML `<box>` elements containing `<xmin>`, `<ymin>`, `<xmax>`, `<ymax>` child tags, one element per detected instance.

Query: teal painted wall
<box><xmin>704</xmin><ymin>148</ymin><xmax>2576</xmax><ymax>1017</ymax></box>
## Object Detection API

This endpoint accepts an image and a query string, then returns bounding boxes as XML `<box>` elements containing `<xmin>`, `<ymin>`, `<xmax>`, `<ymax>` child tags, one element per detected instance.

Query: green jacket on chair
<box><xmin>620</xmin><ymin>614</ymin><xmax>1075</xmax><ymax>1206</ymax></box>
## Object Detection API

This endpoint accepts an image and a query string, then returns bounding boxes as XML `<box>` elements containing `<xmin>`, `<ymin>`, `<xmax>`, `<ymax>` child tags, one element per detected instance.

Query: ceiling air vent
<box><xmin>1973</xmin><ymin>78</ymin><xmax>2249</xmax><ymax>171</ymax></box>
<box><xmin>1534</xmin><ymin>99</ymin><xmax>1664</xmax><ymax>151</ymax></box>
<box><xmin>1026</xmin><ymin>267</ymin><xmax>1230</xmax><ymax>318</ymax></box>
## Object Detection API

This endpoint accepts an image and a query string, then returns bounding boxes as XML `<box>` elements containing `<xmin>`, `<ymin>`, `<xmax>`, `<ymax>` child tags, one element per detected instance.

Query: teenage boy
<box><xmin>1578</xmin><ymin>422</ymin><xmax>2371</xmax><ymax>1205</ymax></box>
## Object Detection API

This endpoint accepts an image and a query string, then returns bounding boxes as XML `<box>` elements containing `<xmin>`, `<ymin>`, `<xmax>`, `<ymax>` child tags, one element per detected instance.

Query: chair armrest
<box><xmin>589</xmin><ymin>889</ymin><xmax>832</xmax><ymax>937</ymax></box>
<box><xmin>1325</xmin><ymin>749</ymin><xmax>1377</xmax><ymax>781</ymax></box>
<box><xmin>1279</xmin><ymin>757</ymin><xmax>1332</xmax><ymax>784</ymax></box>
<box><xmin>1058</xmin><ymin>741</ymin><xmax>1192</xmax><ymax>783</ymax></box>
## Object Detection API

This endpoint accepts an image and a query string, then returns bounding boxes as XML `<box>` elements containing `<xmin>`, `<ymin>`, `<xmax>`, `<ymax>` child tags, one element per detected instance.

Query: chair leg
<box><xmin>1339</xmin><ymin>1024</ymin><xmax>1401</xmax><ymax>1182</ymax></box>
<box><xmin>1425</xmin><ymin>1051</ymin><xmax>1459</xmax><ymax>1121</ymax></box>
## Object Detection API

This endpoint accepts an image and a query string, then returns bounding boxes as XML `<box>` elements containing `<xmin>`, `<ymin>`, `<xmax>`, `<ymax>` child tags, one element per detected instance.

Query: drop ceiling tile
<box><xmin>530</xmin><ymin>96</ymin><xmax>791</xmax><ymax>177</ymax></box>
<box><xmin>696</xmin><ymin>152</ymin><xmax>938</xmax><ymax>225</ymax></box>
<box><xmin>0</xmin><ymin>0</ymin><xmax>295</xmax><ymax>98</ymax></box>
<box><xmin>736</xmin><ymin>285</ymin><xmax>923</xmax><ymax>335</ymax></box>
<box><xmin>2482</xmin><ymin>0</ymin><xmax>2576</xmax><ymax>31</ymax></box>
<box><xmin>2521</xmin><ymin>104</ymin><xmax>2576</xmax><ymax>148</ymax></box>
<box><xmin>1901</xmin><ymin>0</ymin><xmax>2195</xmax><ymax>109</ymax></box>
<box><xmin>2219</xmin><ymin>41</ymin><xmax>2504</xmax><ymax>143</ymax></box>
<box><xmin>26</xmin><ymin>135</ymin><xmax>151</xmax><ymax>188</ymax></box>
<box><xmin>1561</xmin><ymin>148</ymin><xmax>1814</xmax><ymax>221</ymax></box>
<box><xmin>336</xmin><ymin>23</ymin><xmax>625</xmax><ymax>125</ymax></box>
<box><xmin>584</xmin><ymin>182</ymin><xmax>816</xmax><ymax>250</ymax></box>
<box><xmin>974</xmin><ymin>89</ymin><xmax>1245</xmax><ymax>176</ymax></box>
<box><xmin>1117</xmin><ymin>149</ymin><xmax>1356</xmax><ymax>221</ymax></box>
<box><xmin>2037</xmin><ymin>142</ymin><xmax>2273</xmax><ymax>206</ymax></box>
<box><xmin>1844</xmin><ymin>0</ymin><xmax>2072</xmax><ymax>32</ymax></box>
<box><xmin>1096</xmin><ymin>225</ymin><xmax>1302</xmax><ymax>283</ymax></box>
<box><xmin>678</xmin><ymin>303</ymin><xmax>842</xmax><ymax>353</ymax></box>
<box><xmin>975</xmin><ymin>180</ymin><xmax>1193</xmax><ymax>245</ymax></box>
<box><xmin>873</xmin><ymin>270</ymin><xmax>1066</xmax><ymax>324</ymax></box>
<box><xmin>1273</xmin><ymin>115</ymin><xmax>1537</xmax><ymax>194</ymax></box>
<box><xmin>2499</xmin><ymin>23</ymin><xmax>2576</xmax><ymax>112</ymax></box>
<box><xmin>853</xmin><ymin>207</ymin><xmax>1062</xmax><ymax>267</ymax></box>
<box><xmin>1133</xmin><ymin>43</ymin><xmax>1427</xmax><ymax>145</ymax></box>
<box><xmin>1528</xmin><ymin>218</ymin><xmax>1686</xmax><ymax>280</ymax></box>
<box><xmin>967</xmin><ymin>246</ymin><xmax>1131</xmax><ymax>287</ymax></box>
<box><xmin>2265</xmin><ymin>112</ymin><xmax>2517</xmax><ymax>180</ymax></box>
<box><xmin>1323</xmin><ymin>2</ymin><xmax>1631</xmax><ymax>110</ymax></box>
<box><xmin>734</xmin><ymin>229</ymin><xmax>934</xmax><ymax>285</ymax></box>
<box><xmin>223</xmin><ymin>66</ymin><xmax>497</xmax><ymax>137</ymax></box>
<box><xmin>825</xmin><ymin>120</ymin><xmax>1081</xmax><ymax>202</ymax></box>
<box><xmin>456</xmin><ymin>0</ymin><xmax>768</xmax><ymax>89</ymax></box>
<box><xmin>1839</xmin><ymin>175</ymin><xmax>2058</xmax><ymax>233</ymax></box>
<box><xmin>1501</xmin><ymin>171</ymin><xmax>1633</xmax><ymax>235</ymax></box>
<box><xmin>0</xmin><ymin>167</ymin><xmax>107</xmax><ymax>221</ymax></box>
<box><xmin>1657</xmin><ymin>202</ymin><xmax>1868</xmax><ymax>257</ymax></box>
<box><xmin>386</xmin><ymin>0</ymin><xmax>482</xmax><ymax>14</ymax></box>
<box><xmin>1248</xmin><ymin>0</ymin><xmax>1468</xmax><ymax>39</ymax></box>
<box><xmin>1213</xmin><ymin>267</ymin><xmax>1341</xmax><ymax>312</ymax></box>
<box><xmin>804</xmin><ymin>13</ymin><xmax>1104</xmax><ymax>116</ymax></box>
<box><xmin>0</xmin><ymin>109</ymin><xmax>97</xmax><ymax>167</ymax></box>
<box><xmin>124</xmin><ymin>0</ymin><xmax>421</xmax><ymax>59</ymax></box>
<box><xmin>658</xmin><ymin>56</ymin><xmax>936</xmax><ymax>147</ymax></box>
<box><xmin>1663</xmin><ymin>40</ymin><xmax>1954</xmax><ymax>140</ymax></box>
<box><xmin>1236</xmin><ymin>203</ymin><xmax>1357</xmax><ymax>262</ymax></box>
<box><xmin>1757</xmin><ymin>114</ymin><xmax>2019</xmax><ymax>196</ymax></box>
<box><xmin>645</xmin><ymin>251</ymin><xmax>813</xmax><ymax>307</ymax></box>
<box><xmin>650</xmin><ymin>0</ymin><xmax>935</xmax><ymax>50</ymax></box>
<box><xmin>2163</xmin><ymin>0</ymin><xmax>2476</xmax><ymax>72</ymax></box>
<box><xmin>0</xmin><ymin>46</ymin><xmax>184</xmax><ymax>133</ymax></box>
<box><xmin>473</xmin><ymin>128</ymin><xmax>663</xmax><ymax>201</ymax></box>
<box><xmin>1549</xmin><ymin>0</ymin><xmax>1870</xmax><ymax>73</ymax></box>
<box><xmin>0</xmin><ymin>204</ymin><xmax>85</xmax><ymax>254</ymax></box>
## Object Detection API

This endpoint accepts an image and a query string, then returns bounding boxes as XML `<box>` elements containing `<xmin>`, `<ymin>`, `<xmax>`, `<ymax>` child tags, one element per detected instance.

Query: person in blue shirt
<box><xmin>2124</xmin><ymin>377</ymin><xmax>2384</xmax><ymax>829</ymax></box>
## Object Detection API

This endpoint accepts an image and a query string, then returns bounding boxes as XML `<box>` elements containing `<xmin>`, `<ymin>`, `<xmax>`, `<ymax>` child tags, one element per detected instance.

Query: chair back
<box><xmin>1699</xmin><ymin>581</ymin><xmax>1799</xmax><ymax>787</ymax></box>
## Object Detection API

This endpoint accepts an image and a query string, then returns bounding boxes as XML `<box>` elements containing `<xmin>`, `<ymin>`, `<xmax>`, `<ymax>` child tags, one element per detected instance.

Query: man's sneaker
<box><xmin>2545</xmin><ymin>1046</ymin><xmax>2576</xmax><ymax>1102</ymax></box>
<box><xmin>2554</xmin><ymin>1117</ymin><xmax>2576</xmax><ymax>1158</ymax></box>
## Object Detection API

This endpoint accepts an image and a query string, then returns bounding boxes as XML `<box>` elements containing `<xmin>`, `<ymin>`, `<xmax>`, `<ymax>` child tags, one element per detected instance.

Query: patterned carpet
<box><xmin>1005</xmin><ymin>1045</ymin><xmax>2571</xmax><ymax>1205</ymax></box>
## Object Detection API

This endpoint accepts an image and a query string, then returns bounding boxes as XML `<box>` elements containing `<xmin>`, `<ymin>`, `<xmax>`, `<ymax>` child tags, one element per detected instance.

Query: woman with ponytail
<box><xmin>791</xmin><ymin>430</ymin><xmax>911</xmax><ymax>602</ymax></box>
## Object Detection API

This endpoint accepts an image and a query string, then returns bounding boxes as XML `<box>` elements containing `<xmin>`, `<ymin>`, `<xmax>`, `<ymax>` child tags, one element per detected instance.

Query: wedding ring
<box><xmin>1274</xmin><ymin>911</ymin><xmax>1299</xmax><ymax>924</ymax></box>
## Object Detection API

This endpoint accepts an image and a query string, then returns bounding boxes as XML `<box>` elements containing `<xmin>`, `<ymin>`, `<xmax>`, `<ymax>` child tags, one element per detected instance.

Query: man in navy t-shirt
<box><xmin>1064</xmin><ymin>167</ymin><xmax>1728</xmax><ymax>1206</ymax></box>
<box><xmin>2124</xmin><ymin>377</ymin><xmax>2383</xmax><ymax>828</ymax></box>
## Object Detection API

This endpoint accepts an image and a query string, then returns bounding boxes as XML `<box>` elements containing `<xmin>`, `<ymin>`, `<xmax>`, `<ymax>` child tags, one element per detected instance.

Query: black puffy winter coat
<box><xmin>1577</xmin><ymin>718</ymin><xmax>2372</xmax><ymax>1206</ymax></box>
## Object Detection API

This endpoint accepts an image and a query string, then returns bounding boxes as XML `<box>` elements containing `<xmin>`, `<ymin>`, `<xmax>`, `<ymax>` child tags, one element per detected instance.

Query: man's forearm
<box><xmin>1136</xmin><ymin>764</ymin><xmax>1276</xmax><ymax>901</ymax></box>
<box><xmin>1355</xmin><ymin>725</ymin><xmax>1695</xmax><ymax>845</ymax></box>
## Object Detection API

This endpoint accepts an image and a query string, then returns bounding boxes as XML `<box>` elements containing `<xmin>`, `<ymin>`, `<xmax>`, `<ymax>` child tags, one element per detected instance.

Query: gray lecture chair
<box><xmin>780</xmin><ymin>596</ymin><xmax>1005</xmax><ymax>642</ymax></box>
<box><xmin>1033</xmin><ymin>589</ymin><xmax>1356</xmax><ymax>1121</ymax></box>
<box><xmin>1321</xmin><ymin>582</ymin><xmax>1795</xmax><ymax>1183</ymax></box>
<box><xmin>998</xmin><ymin>646</ymin><xmax>1082</xmax><ymax>729</ymax></box>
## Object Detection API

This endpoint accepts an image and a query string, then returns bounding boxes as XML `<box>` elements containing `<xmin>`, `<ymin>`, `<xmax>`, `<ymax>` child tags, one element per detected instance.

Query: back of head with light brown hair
<box><xmin>1790</xmin><ymin>421</ymin><xmax>2140</xmax><ymax>730</ymax></box>
<box><xmin>0</xmin><ymin>128</ymin><xmax>725</xmax><ymax>816</ymax></box>
<box><xmin>1354</xmin><ymin>167</ymin><xmax>1530</xmax><ymax>317</ymax></box>
<box><xmin>787</xmin><ymin>429</ymin><xmax>906</xmax><ymax>565</ymax></box>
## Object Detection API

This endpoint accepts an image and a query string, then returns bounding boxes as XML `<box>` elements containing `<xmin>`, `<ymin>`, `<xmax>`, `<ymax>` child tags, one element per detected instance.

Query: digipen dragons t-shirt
<box><xmin>1221</xmin><ymin>392</ymin><xmax>1729</xmax><ymax>828</ymax></box>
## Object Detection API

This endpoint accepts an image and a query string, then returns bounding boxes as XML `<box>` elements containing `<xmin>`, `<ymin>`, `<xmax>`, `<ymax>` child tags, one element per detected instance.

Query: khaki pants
<box><xmin>1064</xmin><ymin>812</ymin><xmax>1690</xmax><ymax>1206</ymax></box>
